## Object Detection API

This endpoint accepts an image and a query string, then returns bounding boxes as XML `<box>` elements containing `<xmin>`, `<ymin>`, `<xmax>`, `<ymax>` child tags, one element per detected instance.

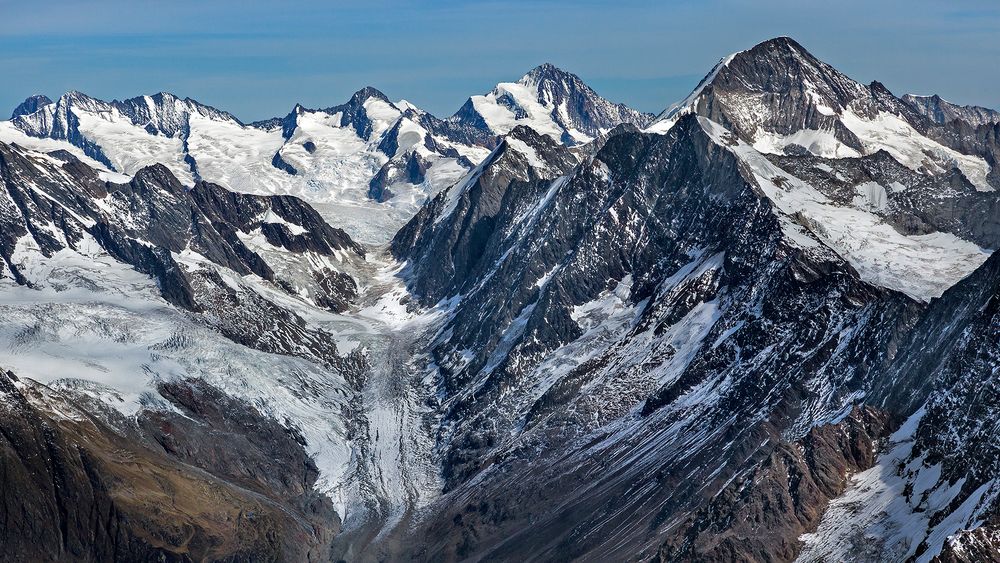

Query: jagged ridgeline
<box><xmin>1</xmin><ymin>36</ymin><xmax>1000</xmax><ymax>562</ymax></box>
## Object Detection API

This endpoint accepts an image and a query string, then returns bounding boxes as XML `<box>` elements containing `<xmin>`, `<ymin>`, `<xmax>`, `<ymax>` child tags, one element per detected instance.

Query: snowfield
<box><xmin>698</xmin><ymin>116</ymin><xmax>990</xmax><ymax>302</ymax></box>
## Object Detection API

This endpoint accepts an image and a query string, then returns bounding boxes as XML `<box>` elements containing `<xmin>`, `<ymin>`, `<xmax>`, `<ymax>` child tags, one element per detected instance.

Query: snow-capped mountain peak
<box><xmin>648</xmin><ymin>36</ymin><xmax>996</xmax><ymax>193</ymax></box>
<box><xmin>648</xmin><ymin>36</ymin><xmax>870</xmax><ymax>135</ymax></box>
<box><xmin>451</xmin><ymin>63</ymin><xmax>653</xmax><ymax>145</ymax></box>
<box><xmin>10</xmin><ymin>94</ymin><xmax>53</xmax><ymax>119</ymax></box>
<box><xmin>517</xmin><ymin>62</ymin><xmax>583</xmax><ymax>91</ymax></box>
<box><xmin>345</xmin><ymin>85</ymin><xmax>392</xmax><ymax>105</ymax></box>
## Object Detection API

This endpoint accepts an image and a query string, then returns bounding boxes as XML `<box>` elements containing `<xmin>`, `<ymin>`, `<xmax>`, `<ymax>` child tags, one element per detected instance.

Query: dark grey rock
<box><xmin>10</xmin><ymin>94</ymin><xmax>52</xmax><ymax>119</ymax></box>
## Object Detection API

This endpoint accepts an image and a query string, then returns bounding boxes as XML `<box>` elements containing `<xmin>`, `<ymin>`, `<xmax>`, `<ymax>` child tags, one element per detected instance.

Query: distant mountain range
<box><xmin>0</xmin><ymin>65</ymin><xmax>652</xmax><ymax>244</ymax></box>
<box><xmin>2</xmin><ymin>37</ymin><xmax>1000</xmax><ymax>562</ymax></box>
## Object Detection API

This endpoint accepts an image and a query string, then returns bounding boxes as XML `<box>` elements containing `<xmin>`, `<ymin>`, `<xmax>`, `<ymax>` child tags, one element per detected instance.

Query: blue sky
<box><xmin>1</xmin><ymin>0</ymin><xmax>998</xmax><ymax>121</ymax></box>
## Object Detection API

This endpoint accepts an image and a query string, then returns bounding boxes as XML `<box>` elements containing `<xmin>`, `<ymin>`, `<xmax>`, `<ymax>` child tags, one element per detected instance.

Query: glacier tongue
<box><xmin>0</xmin><ymin>226</ymin><xmax>444</xmax><ymax>544</ymax></box>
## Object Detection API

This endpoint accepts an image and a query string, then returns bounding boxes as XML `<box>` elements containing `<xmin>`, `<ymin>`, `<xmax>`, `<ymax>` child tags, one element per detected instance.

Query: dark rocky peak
<box><xmin>651</xmin><ymin>37</ymin><xmax>900</xmax><ymax>153</ymax></box>
<box><xmin>320</xmin><ymin>86</ymin><xmax>395</xmax><ymax>116</ymax></box>
<box><xmin>315</xmin><ymin>86</ymin><xmax>399</xmax><ymax>140</ymax></box>
<box><xmin>87</xmin><ymin>162</ymin><xmax>363</xmax><ymax>309</ymax></box>
<box><xmin>56</xmin><ymin>90</ymin><xmax>109</xmax><ymax>112</ymax></box>
<box><xmin>506</xmin><ymin>122</ymin><xmax>548</xmax><ymax>143</ymax></box>
<box><xmin>867</xmin><ymin>80</ymin><xmax>924</xmax><ymax>122</ymax></box>
<box><xmin>125</xmin><ymin>163</ymin><xmax>189</xmax><ymax>197</ymax></box>
<box><xmin>114</xmin><ymin>92</ymin><xmax>243</xmax><ymax>137</ymax></box>
<box><xmin>570</xmin><ymin>121</ymin><xmax>642</xmax><ymax>160</ymax></box>
<box><xmin>276</xmin><ymin>104</ymin><xmax>307</xmax><ymax>139</ymax></box>
<box><xmin>348</xmin><ymin>85</ymin><xmax>391</xmax><ymax>106</ymax></box>
<box><xmin>704</xmin><ymin>36</ymin><xmax>868</xmax><ymax>112</ymax></box>
<box><xmin>449</xmin><ymin>64</ymin><xmax>652</xmax><ymax>143</ymax></box>
<box><xmin>520</xmin><ymin>62</ymin><xmax>586</xmax><ymax>91</ymax></box>
<box><xmin>523</xmin><ymin>63</ymin><xmax>654</xmax><ymax>135</ymax></box>
<box><xmin>10</xmin><ymin>94</ymin><xmax>53</xmax><ymax>119</ymax></box>
<box><xmin>492</xmin><ymin>125</ymin><xmax>580</xmax><ymax>180</ymax></box>
<box><xmin>440</xmin><ymin>99</ymin><xmax>499</xmax><ymax>146</ymax></box>
<box><xmin>902</xmin><ymin>93</ymin><xmax>1000</xmax><ymax>127</ymax></box>
<box><xmin>8</xmin><ymin>92</ymin><xmax>118</xmax><ymax>169</ymax></box>
<box><xmin>391</xmin><ymin>124</ymin><xmax>577</xmax><ymax>302</ymax></box>
<box><xmin>189</xmin><ymin>181</ymin><xmax>366</xmax><ymax>258</ymax></box>
<box><xmin>522</xmin><ymin>61</ymin><xmax>567</xmax><ymax>78</ymax></box>
<box><xmin>662</xmin><ymin>37</ymin><xmax>955</xmax><ymax>135</ymax></box>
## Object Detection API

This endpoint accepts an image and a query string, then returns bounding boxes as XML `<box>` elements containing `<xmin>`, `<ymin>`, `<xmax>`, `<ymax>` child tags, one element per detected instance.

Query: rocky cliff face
<box><xmin>903</xmin><ymin>94</ymin><xmax>1000</xmax><ymax>128</ymax></box>
<box><xmin>657</xmin><ymin>407</ymin><xmax>893</xmax><ymax>562</ymax></box>
<box><xmin>649</xmin><ymin>37</ymin><xmax>998</xmax><ymax>192</ymax></box>
<box><xmin>450</xmin><ymin>63</ymin><xmax>654</xmax><ymax>146</ymax></box>
<box><xmin>0</xmin><ymin>140</ymin><xmax>363</xmax><ymax>315</ymax></box>
<box><xmin>9</xmin><ymin>94</ymin><xmax>52</xmax><ymax>119</ymax></box>
<box><xmin>0</xmin><ymin>371</ymin><xmax>339</xmax><ymax>562</ymax></box>
<box><xmin>388</xmin><ymin>114</ymin><xmax>925</xmax><ymax>560</ymax></box>
<box><xmin>380</xmin><ymin>38</ymin><xmax>1000</xmax><ymax>562</ymax></box>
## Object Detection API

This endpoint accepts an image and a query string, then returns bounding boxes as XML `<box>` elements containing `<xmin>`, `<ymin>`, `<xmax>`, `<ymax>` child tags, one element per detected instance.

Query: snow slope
<box><xmin>0</xmin><ymin>90</ymin><xmax>490</xmax><ymax>245</ymax></box>
<box><xmin>699</xmin><ymin>116</ymin><xmax>989</xmax><ymax>301</ymax></box>
<box><xmin>647</xmin><ymin>37</ymin><xmax>995</xmax><ymax>193</ymax></box>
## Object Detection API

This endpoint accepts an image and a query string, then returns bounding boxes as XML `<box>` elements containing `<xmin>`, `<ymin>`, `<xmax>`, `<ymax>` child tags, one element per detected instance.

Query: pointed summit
<box><xmin>651</xmin><ymin>35</ymin><xmax>996</xmax><ymax>190</ymax></box>
<box><xmin>649</xmin><ymin>36</ymin><xmax>871</xmax><ymax>136</ymax></box>
<box><xmin>520</xmin><ymin>62</ymin><xmax>579</xmax><ymax>85</ymax></box>
<box><xmin>745</xmin><ymin>35</ymin><xmax>806</xmax><ymax>55</ymax></box>
<box><xmin>451</xmin><ymin>63</ymin><xmax>652</xmax><ymax>144</ymax></box>
<box><xmin>348</xmin><ymin>86</ymin><xmax>391</xmax><ymax>105</ymax></box>
<box><xmin>312</xmin><ymin>86</ymin><xmax>399</xmax><ymax>140</ymax></box>
<box><xmin>10</xmin><ymin>95</ymin><xmax>52</xmax><ymax>119</ymax></box>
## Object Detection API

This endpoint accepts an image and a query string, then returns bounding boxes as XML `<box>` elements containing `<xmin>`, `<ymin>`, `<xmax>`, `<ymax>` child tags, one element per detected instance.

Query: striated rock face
<box><xmin>649</xmin><ymin>37</ymin><xmax>888</xmax><ymax>148</ymax></box>
<box><xmin>521</xmin><ymin>63</ymin><xmax>654</xmax><ymax>138</ymax></box>
<box><xmin>649</xmin><ymin>36</ymin><xmax>999</xmax><ymax>192</ymax></box>
<box><xmin>0</xmin><ymin>371</ymin><xmax>339</xmax><ymax>562</ymax></box>
<box><xmin>657</xmin><ymin>407</ymin><xmax>893</xmax><ymax>562</ymax></box>
<box><xmin>903</xmin><ymin>94</ymin><xmax>1000</xmax><ymax>128</ymax></box>
<box><xmin>392</xmin><ymin>124</ymin><xmax>579</xmax><ymax>303</ymax></box>
<box><xmin>10</xmin><ymin>94</ymin><xmax>53</xmax><ymax>119</ymax></box>
<box><xmin>378</xmin><ymin>37</ymin><xmax>1000</xmax><ymax>562</ymax></box>
<box><xmin>935</xmin><ymin>524</ymin><xmax>1000</xmax><ymax>562</ymax></box>
<box><xmin>389</xmin><ymin>114</ymin><xmax>922</xmax><ymax>560</ymax></box>
<box><xmin>795</xmin><ymin>251</ymin><xmax>1000</xmax><ymax>562</ymax></box>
